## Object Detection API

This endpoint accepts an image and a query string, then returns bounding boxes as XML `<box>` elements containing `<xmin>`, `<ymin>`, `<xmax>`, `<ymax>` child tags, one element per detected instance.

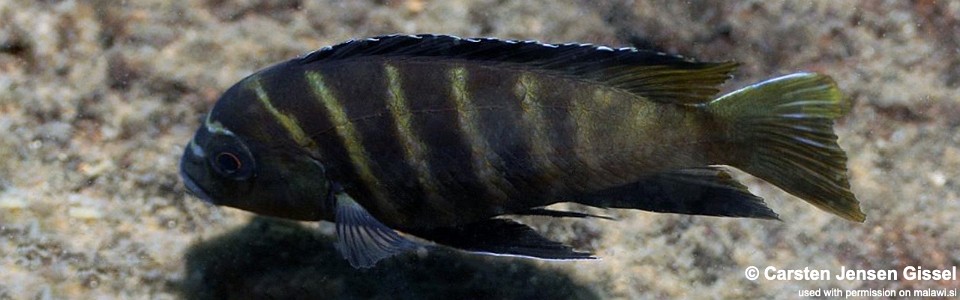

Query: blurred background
<box><xmin>1</xmin><ymin>0</ymin><xmax>957</xmax><ymax>298</ymax></box>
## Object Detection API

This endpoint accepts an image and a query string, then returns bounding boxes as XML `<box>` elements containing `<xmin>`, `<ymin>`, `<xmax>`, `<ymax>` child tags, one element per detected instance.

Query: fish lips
<box><xmin>179</xmin><ymin>146</ymin><xmax>216</xmax><ymax>205</ymax></box>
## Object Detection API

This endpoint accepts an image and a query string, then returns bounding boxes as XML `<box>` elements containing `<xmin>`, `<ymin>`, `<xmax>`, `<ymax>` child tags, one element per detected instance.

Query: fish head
<box><xmin>179</xmin><ymin>82</ymin><xmax>331</xmax><ymax>221</ymax></box>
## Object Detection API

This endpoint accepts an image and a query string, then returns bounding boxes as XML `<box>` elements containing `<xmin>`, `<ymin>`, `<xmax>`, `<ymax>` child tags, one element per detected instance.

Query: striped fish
<box><xmin>180</xmin><ymin>34</ymin><xmax>864</xmax><ymax>268</ymax></box>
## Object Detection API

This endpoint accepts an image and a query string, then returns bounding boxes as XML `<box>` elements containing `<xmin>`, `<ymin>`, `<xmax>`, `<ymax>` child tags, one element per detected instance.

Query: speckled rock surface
<box><xmin>1</xmin><ymin>1</ymin><xmax>957</xmax><ymax>299</ymax></box>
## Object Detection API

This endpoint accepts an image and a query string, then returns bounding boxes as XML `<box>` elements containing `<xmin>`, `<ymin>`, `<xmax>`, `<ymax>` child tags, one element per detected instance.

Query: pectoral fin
<box><xmin>333</xmin><ymin>192</ymin><xmax>418</xmax><ymax>268</ymax></box>
<box><xmin>410</xmin><ymin>218</ymin><xmax>594</xmax><ymax>260</ymax></box>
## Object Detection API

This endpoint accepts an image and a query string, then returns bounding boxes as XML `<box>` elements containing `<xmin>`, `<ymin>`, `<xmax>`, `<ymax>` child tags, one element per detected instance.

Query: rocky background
<box><xmin>1</xmin><ymin>0</ymin><xmax>958</xmax><ymax>299</ymax></box>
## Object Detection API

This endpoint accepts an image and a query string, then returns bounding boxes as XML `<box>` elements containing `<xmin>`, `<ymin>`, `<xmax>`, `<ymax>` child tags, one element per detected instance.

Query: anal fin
<box><xmin>576</xmin><ymin>167</ymin><xmax>780</xmax><ymax>220</ymax></box>
<box><xmin>334</xmin><ymin>192</ymin><xmax>418</xmax><ymax>268</ymax></box>
<box><xmin>513</xmin><ymin>207</ymin><xmax>614</xmax><ymax>220</ymax></box>
<box><xmin>410</xmin><ymin>219</ymin><xmax>594</xmax><ymax>260</ymax></box>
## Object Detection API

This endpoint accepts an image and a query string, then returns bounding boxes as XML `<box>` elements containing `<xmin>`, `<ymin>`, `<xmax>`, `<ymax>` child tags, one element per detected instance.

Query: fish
<box><xmin>179</xmin><ymin>34</ymin><xmax>865</xmax><ymax>268</ymax></box>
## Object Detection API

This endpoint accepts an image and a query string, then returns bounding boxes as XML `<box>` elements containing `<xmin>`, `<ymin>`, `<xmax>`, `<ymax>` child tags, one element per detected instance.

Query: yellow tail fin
<box><xmin>708</xmin><ymin>73</ymin><xmax>865</xmax><ymax>222</ymax></box>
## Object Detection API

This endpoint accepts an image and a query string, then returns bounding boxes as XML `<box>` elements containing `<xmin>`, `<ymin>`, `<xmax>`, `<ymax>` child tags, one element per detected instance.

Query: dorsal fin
<box><xmin>297</xmin><ymin>34</ymin><xmax>738</xmax><ymax>104</ymax></box>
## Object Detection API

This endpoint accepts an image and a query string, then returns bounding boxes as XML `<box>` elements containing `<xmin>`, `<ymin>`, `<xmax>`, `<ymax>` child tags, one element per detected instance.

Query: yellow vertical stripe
<box><xmin>515</xmin><ymin>73</ymin><xmax>570</xmax><ymax>191</ymax></box>
<box><xmin>384</xmin><ymin>64</ymin><xmax>459</xmax><ymax>221</ymax></box>
<box><xmin>449</xmin><ymin>67</ymin><xmax>510</xmax><ymax>201</ymax></box>
<box><xmin>383</xmin><ymin>64</ymin><xmax>442</xmax><ymax>199</ymax></box>
<box><xmin>516</xmin><ymin>73</ymin><xmax>552</xmax><ymax>160</ymax></box>
<box><xmin>304</xmin><ymin>71</ymin><xmax>391</xmax><ymax>210</ymax></box>
<box><xmin>571</xmin><ymin>88</ymin><xmax>620</xmax><ymax>187</ymax></box>
<box><xmin>247</xmin><ymin>78</ymin><xmax>318</xmax><ymax>153</ymax></box>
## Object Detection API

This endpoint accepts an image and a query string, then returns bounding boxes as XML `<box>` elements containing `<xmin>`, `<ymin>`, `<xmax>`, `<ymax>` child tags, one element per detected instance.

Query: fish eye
<box><xmin>204</xmin><ymin>131</ymin><xmax>257</xmax><ymax>181</ymax></box>
<box><xmin>209</xmin><ymin>146</ymin><xmax>255</xmax><ymax>181</ymax></box>
<box><xmin>215</xmin><ymin>152</ymin><xmax>243</xmax><ymax>174</ymax></box>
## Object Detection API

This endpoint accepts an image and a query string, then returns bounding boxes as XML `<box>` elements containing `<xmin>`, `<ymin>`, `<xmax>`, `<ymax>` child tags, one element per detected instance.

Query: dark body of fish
<box><xmin>180</xmin><ymin>34</ymin><xmax>865</xmax><ymax>268</ymax></box>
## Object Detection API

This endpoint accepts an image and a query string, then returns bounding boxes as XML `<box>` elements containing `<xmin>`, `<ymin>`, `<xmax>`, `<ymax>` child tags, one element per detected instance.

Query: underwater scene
<box><xmin>1</xmin><ymin>1</ymin><xmax>958</xmax><ymax>299</ymax></box>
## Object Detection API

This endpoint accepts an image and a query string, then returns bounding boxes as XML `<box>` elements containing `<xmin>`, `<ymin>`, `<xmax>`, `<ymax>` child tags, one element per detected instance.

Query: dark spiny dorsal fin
<box><xmin>297</xmin><ymin>34</ymin><xmax>738</xmax><ymax>104</ymax></box>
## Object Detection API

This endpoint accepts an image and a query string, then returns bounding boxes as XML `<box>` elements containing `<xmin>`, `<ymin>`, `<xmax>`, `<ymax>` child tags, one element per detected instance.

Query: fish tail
<box><xmin>706</xmin><ymin>73</ymin><xmax>865</xmax><ymax>222</ymax></box>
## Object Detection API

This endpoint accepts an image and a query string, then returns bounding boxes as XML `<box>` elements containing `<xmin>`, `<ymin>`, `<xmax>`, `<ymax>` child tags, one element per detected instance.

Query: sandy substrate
<box><xmin>1</xmin><ymin>1</ymin><xmax>958</xmax><ymax>299</ymax></box>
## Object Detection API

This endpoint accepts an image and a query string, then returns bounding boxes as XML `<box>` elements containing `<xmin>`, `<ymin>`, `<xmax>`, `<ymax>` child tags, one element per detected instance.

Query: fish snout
<box><xmin>180</xmin><ymin>144</ymin><xmax>216</xmax><ymax>204</ymax></box>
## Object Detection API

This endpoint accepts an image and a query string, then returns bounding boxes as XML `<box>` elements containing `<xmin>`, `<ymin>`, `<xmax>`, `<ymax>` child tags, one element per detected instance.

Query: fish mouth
<box><xmin>179</xmin><ymin>147</ymin><xmax>216</xmax><ymax>205</ymax></box>
<box><xmin>180</xmin><ymin>167</ymin><xmax>215</xmax><ymax>204</ymax></box>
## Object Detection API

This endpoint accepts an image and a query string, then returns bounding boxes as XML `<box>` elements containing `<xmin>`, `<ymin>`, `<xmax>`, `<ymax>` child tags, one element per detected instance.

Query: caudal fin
<box><xmin>707</xmin><ymin>73</ymin><xmax>865</xmax><ymax>222</ymax></box>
